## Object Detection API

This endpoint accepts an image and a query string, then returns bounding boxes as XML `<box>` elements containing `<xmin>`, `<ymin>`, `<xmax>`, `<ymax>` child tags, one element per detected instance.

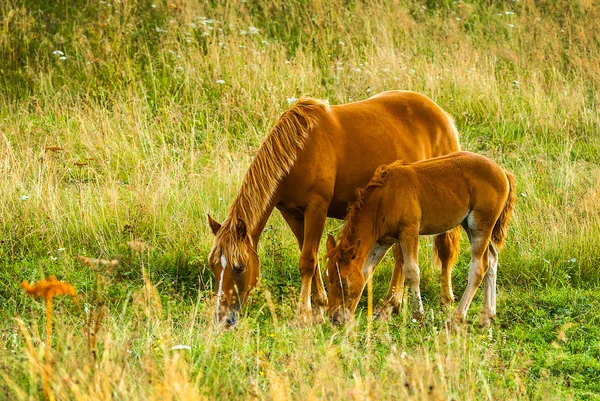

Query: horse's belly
<box><xmin>418</xmin><ymin>212</ymin><xmax>468</xmax><ymax>236</ymax></box>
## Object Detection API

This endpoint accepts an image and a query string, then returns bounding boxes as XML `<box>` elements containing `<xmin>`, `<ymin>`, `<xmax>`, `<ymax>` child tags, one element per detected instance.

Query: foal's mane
<box><xmin>225</xmin><ymin>97</ymin><xmax>330</xmax><ymax>233</ymax></box>
<box><xmin>327</xmin><ymin>160</ymin><xmax>406</xmax><ymax>261</ymax></box>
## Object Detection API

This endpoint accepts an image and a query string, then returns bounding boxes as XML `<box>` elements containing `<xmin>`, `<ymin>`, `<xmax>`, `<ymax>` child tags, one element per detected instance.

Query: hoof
<box><xmin>375</xmin><ymin>306</ymin><xmax>393</xmax><ymax>322</ymax></box>
<box><xmin>311</xmin><ymin>306</ymin><xmax>327</xmax><ymax>325</ymax></box>
<box><xmin>291</xmin><ymin>305</ymin><xmax>313</xmax><ymax>327</ymax></box>
<box><xmin>412</xmin><ymin>308</ymin><xmax>425</xmax><ymax>321</ymax></box>
<box><xmin>478</xmin><ymin>312</ymin><xmax>495</xmax><ymax>328</ymax></box>
<box><xmin>443</xmin><ymin>315</ymin><xmax>464</xmax><ymax>333</ymax></box>
<box><xmin>440</xmin><ymin>293</ymin><xmax>455</xmax><ymax>308</ymax></box>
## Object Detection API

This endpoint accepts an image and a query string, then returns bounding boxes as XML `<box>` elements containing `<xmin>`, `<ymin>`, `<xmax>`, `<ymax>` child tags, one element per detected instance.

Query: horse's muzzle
<box><xmin>216</xmin><ymin>305</ymin><xmax>240</xmax><ymax>328</ymax></box>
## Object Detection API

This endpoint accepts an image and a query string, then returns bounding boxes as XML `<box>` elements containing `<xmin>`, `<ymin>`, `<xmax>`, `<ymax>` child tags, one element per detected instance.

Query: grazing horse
<box><xmin>208</xmin><ymin>90</ymin><xmax>461</xmax><ymax>327</ymax></box>
<box><xmin>325</xmin><ymin>151</ymin><xmax>516</xmax><ymax>327</ymax></box>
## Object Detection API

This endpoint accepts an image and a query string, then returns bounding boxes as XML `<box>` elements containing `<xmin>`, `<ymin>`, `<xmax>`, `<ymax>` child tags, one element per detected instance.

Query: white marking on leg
<box><xmin>216</xmin><ymin>255</ymin><xmax>227</xmax><ymax>322</ymax></box>
<box><xmin>485</xmin><ymin>245</ymin><xmax>498</xmax><ymax>316</ymax></box>
<box><xmin>362</xmin><ymin>242</ymin><xmax>391</xmax><ymax>278</ymax></box>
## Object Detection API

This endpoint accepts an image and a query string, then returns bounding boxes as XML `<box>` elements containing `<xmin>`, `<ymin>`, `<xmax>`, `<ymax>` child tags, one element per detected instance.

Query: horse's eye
<box><xmin>234</xmin><ymin>264</ymin><xmax>246</xmax><ymax>274</ymax></box>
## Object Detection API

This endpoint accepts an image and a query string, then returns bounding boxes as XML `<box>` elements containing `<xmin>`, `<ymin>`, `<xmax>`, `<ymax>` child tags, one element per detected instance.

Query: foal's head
<box><xmin>325</xmin><ymin>235</ymin><xmax>367</xmax><ymax>325</ymax></box>
<box><xmin>208</xmin><ymin>215</ymin><xmax>259</xmax><ymax>328</ymax></box>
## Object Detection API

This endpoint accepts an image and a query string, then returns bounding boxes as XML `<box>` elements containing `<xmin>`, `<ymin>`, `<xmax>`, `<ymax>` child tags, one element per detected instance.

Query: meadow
<box><xmin>1</xmin><ymin>0</ymin><xmax>599</xmax><ymax>399</ymax></box>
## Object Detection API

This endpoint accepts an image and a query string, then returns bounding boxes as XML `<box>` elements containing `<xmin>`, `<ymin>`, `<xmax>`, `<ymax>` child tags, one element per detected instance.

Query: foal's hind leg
<box><xmin>378</xmin><ymin>245</ymin><xmax>405</xmax><ymax>320</ymax></box>
<box><xmin>479</xmin><ymin>244</ymin><xmax>498</xmax><ymax>327</ymax></box>
<box><xmin>453</xmin><ymin>220</ymin><xmax>492</xmax><ymax>324</ymax></box>
<box><xmin>433</xmin><ymin>228</ymin><xmax>461</xmax><ymax>307</ymax></box>
<box><xmin>399</xmin><ymin>228</ymin><xmax>425</xmax><ymax>320</ymax></box>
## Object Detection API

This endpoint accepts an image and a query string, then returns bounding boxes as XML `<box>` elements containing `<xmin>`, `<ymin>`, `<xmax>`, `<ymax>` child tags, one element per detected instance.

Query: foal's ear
<box><xmin>235</xmin><ymin>218</ymin><xmax>247</xmax><ymax>240</ymax></box>
<box><xmin>207</xmin><ymin>214</ymin><xmax>222</xmax><ymax>235</ymax></box>
<box><xmin>326</xmin><ymin>234</ymin><xmax>337</xmax><ymax>253</ymax></box>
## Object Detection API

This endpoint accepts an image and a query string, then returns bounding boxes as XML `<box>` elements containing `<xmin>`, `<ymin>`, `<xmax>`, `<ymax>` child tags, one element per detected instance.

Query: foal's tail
<box><xmin>491</xmin><ymin>171</ymin><xmax>516</xmax><ymax>249</ymax></box>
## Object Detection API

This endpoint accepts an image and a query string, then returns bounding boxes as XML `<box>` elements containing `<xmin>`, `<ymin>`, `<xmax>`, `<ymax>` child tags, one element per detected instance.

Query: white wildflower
<box><xmin>338</xmin><ymin>41</ymin><xmax>345</xmax><ymax>46</ymax></box>
<box><xmin>20</xmin><ymin>195</ymin><xmax>30</xmax><ymax>201</ymax></box>
<box><xmin>286</xmin><ymin>97</ymin><xmax>298</xmax><ymax>104</ymax></box>
<box><xmin>248</xmin><ymin>26</ymin><xmax>259</xmax><ymax>35</ymax></box>
<box><xmin>155</xmin><ymin>27</ymin><xmax>167</xmax><ymax>33</ymax></box>
<box><xmin>52</xmin><ymin>50</ymin><xmax>64</xmax><ymax>56</ymax></box>
<box><xmin>216</xmin><ymin>79</ymin><xmax>225</xmax><ymax>84</ymax></box>
<box><xmin>171</xmin><ymin>345</ymin><xmax>191</xmax><ymax>351</ymax></box>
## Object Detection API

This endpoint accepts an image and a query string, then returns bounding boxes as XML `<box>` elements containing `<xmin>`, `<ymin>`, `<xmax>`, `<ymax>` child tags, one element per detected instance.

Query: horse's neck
<box><xmin>250</xmin><ymin>200</ymin><xmax>277</xmax><ymax>245</ymax></box>
<box><xmin>230</xmin><ymin>192</ymin><xmax>279</xmax><ymax>247</ymax></box>
<box><xmin>352</xmin><ymin>207</ymin><xmax>382</xmax><ymax>249</ymax></box>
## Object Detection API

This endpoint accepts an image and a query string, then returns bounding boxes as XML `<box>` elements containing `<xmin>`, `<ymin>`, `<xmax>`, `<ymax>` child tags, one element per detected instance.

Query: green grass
<box><xmin>1</xmin><ymin>0</ymin><xmax>600</xmax><ymax>399</ymax></box>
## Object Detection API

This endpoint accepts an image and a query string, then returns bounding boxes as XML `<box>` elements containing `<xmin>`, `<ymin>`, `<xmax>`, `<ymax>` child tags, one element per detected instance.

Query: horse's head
<box><xmin>208</xmin><ymin>214</ymin><xmax>259</xmax><ymax>328</ymax></box>
<box><xmin>325</xmin><ymin>235</ymin><xmax>366</xmax><ymax>325</ymax></box>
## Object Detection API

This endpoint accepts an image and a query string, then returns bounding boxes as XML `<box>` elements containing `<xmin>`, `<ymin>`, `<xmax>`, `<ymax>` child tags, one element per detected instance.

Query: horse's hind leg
<box><xmin>399</xmin><ymin>228</ymin><xmax>425</xmax><ymax>320</ymax></box>
<box><xmin>433</xmin><ymin>227</ymin><xmax>461</xmax><ymax>307</ymax></box>
<box><xmin>453</xmin><ymin>220</ymin><xmax>491</xmax><ymax>324</ymax></box>
<box><xmin>479</xmin><ymin>244</ymin><xmax>498</xmax><ymax>327</ymax></box>
<box><xmin>378</xmin><ymin>244</ymin><xmax>405</xmax><ymax>320</ymax></box>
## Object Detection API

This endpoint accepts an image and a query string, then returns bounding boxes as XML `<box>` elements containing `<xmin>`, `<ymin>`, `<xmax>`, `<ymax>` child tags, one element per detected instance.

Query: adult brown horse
<box><xmin>208</xmin><ymin>90</ymin><xmax>461</xmax><ymax>326</ymax></box>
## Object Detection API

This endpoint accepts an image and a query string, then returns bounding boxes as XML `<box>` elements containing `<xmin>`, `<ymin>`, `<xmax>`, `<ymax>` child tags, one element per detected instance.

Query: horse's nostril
<box><xmin>225</xmin><ymin>312</ymin><xmax>239</xmax><ymax>327</ymax></box>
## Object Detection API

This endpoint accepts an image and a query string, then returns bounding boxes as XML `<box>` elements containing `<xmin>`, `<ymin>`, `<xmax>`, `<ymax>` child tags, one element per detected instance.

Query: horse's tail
<box><xmin>491</xmin><ymin>170</ymin><xmax>516</xmax><ymax>249</ymax></box>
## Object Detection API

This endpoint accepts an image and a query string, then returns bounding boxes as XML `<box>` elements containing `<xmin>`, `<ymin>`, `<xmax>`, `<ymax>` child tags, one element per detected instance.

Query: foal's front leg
<box><xmin>377</xmin><ymin>244</ymin><xmax>405</xmax><ymax>320</ymax></box>
<box><xmin>399</xmin><ymin>228</ymin><xmax>425</xmax><ymax>320</ymax></box>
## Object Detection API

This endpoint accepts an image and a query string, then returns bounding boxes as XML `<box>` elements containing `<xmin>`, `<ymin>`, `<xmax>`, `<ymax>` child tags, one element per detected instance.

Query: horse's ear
<box><xmin>235</xmin><ymin>218</ymin><xmax>247</xmax><ymax>240</ymax></box>
<box><xmin>326</xmin><ymin>234</ymin><xmax>336</xmax><ymax>253</ymax></box>
<box><xmin>207</xmin><ymin>214</ymin><xmax>221</xmax><ymax>235</ymax></box>
<box><xmin>351</xmin><ymin>240</ymin><xmax>361</xmax><ymax>260</ymax></box>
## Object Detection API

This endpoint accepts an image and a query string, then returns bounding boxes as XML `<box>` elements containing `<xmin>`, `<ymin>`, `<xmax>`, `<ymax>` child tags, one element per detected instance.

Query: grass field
<box><xmin>1</xmin><ymin>0</ymin><xmax>599</xmax><ymax>399</ymax></box>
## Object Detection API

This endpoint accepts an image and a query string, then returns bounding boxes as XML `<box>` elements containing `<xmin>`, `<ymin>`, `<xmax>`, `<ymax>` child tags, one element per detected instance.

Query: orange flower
<box><xmin>21</xmin><ymin>276</ymin><xmax>76</xmax><ymax>299</ymax></box>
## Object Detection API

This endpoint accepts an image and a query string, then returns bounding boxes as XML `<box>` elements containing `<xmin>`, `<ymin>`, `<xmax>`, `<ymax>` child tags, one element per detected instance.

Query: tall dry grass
<box><xmin>1</xmin><ymin>0</ymin><xmax>599</xmax><ymax>399</ymax></box>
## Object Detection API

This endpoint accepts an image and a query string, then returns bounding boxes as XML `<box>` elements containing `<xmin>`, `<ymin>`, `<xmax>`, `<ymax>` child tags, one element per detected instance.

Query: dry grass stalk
<box><xmin>127</xmin><ymin>240</ymin><xmax>155</xmax><ymax>253</ymax></box>
<box><xmin>78</xmin><ymin>255</ymin><xmax>119</xmax><ymax>272</ymax></box>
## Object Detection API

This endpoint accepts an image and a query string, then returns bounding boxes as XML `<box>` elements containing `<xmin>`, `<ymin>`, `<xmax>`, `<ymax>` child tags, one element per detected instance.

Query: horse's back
<box><xmin>280</xmin><ymin>91</ymin><xmax>460</xmax><ymax>218</ymax></box>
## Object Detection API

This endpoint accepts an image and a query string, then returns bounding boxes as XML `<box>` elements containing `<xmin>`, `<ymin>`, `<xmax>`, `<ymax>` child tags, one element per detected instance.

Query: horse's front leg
<box><xmin>296</xmin><ymin>197</ymin><xmax>329</xmax><ymax>324</ymax></box>
<box><xmin>399</xmin><ymin>227</ymin><xmax>425</xmax><ymax>320</ymax></box>
<box><xmin>377</xmin><ymin>244</ymin><xmax>405</xmax><ymax>320</ymax></box>
<box><xmin>279</xmin><ymin>207</ymin><xmax>327</xmax><ymax>323</ymax></box>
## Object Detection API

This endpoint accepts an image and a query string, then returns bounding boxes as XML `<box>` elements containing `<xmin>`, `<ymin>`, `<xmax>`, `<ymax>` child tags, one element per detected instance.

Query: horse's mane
<box><xmin>225</xmin><ymin>97</ymin><xmax>331</xmax><ymax>233</ymax></box>
<box><xmin>327</xmin><ymin>160</ymin><xmax>406</xmax><ymax>262</ymax></box>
